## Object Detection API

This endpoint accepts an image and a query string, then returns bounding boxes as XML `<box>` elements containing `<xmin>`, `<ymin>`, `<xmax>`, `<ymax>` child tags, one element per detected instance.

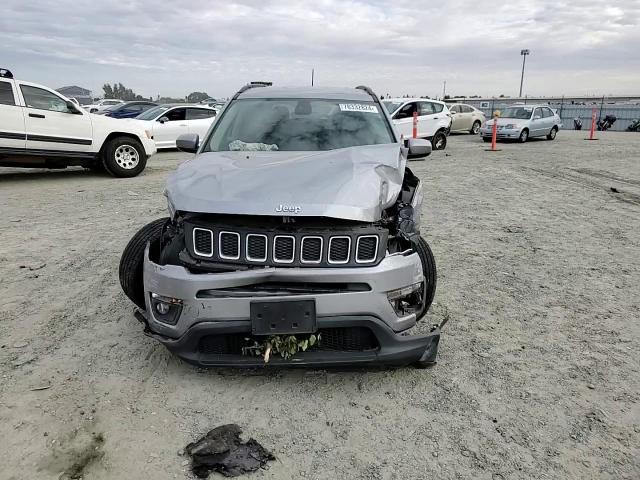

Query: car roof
<box><xmin>238</xmin><ymin>86</ymin><xmax>374</xmax><ymax>102</ymax></box>
<box><xmin>385</xmin><ymin>97</ymin><xmax>445</xmax><ymax>105</ymax></box>
<box><xmin>158</xmin><ymin>103</ymin><xmax>216</xmax><ymax>109</ymax></box>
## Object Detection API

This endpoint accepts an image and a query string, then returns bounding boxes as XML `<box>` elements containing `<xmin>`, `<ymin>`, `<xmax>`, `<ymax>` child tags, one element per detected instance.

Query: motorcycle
<box><xmin>627</xmin><ymin>119</ymin><xmax>640</xmax><ymax>132</ymax></box>
<box><xmin>597</xmin><ymin>115</ymin><xmax>617</xmax><ymax>131</ymax></box>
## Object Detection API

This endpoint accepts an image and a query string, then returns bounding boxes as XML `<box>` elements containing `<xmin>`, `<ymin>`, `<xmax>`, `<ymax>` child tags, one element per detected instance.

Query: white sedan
<box><xmin>132</xmin><ymin>104</ymin><xmax>217</xmax><ymax>149</ymax></box>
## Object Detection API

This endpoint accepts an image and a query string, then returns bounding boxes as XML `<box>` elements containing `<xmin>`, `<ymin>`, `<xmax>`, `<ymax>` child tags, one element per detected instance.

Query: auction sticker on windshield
<box><xmin>339</xmin><ymin>104</ymin><xmax>378</xmax><ymax>113</ymax></box>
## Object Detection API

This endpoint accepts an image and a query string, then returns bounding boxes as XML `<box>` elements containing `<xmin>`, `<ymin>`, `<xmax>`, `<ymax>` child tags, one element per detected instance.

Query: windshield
<box><xmin>382</xmin><ymin>101</ymin><xmax>403</xmax><ymax>114</ymax></box>
<box><xmin>102</xmin><ymin>103</ymin><xmax>122</xmax><ymax>112</ymax></box>
<box><xmin>203</xmin><ymin>98</ymin><xmax>395</xmax><ymax>152</ymax></box>
<box><xmin>500</xmin><ymin>106</ymin><xmax>533</xmax><ymax>119</ymax></box>
<box><xmin>136</xmin><ymin>106</ymin><xmax>169</xmax><ymax>120</ymax></box>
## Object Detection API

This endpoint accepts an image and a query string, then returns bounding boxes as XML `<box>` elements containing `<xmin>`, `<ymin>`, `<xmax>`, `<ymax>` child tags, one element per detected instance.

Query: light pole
<box><xmin>519</xmin><ymin>49</ymin><xmax>530</xmax><ymax>97</ymax></box>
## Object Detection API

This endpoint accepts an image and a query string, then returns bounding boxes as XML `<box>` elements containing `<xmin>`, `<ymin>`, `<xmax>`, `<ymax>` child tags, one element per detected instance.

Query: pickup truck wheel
<box><xmin>431</xmin><ymin>131</ymin><xmax>447</xmax><ymax>150</ymax></box>
<box><xmin>103</xmin><ymin>137</ymin><xmax>147</xmax><ymax>178</ymax></box>
<box><xmin>414</xmin><ymin>236</ymin><xmax>437</xmax><ymax>321</ymax></box>
<box><xmin>119</xmin><ymin>218</ymin><xmax>169</xmax><ymax>309</ymax></box>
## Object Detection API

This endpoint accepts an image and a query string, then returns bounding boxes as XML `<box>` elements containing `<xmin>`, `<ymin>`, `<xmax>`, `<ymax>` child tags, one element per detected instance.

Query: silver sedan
<box><xmin>480</xmin><ymin>105</ymin><xmax>562</xmax><ymax>143</ymax></box>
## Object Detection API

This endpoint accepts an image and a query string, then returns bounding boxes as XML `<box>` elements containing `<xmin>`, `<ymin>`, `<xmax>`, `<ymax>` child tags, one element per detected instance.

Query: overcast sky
<box><xmin>2</xmin><ymin>0</ymin><xmax>639</xmax><ymax>99</ymax></box>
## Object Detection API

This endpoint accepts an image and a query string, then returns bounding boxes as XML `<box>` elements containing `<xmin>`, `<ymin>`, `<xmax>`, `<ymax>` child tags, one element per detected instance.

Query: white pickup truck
<box><xmin>0</xmin><ymin>69</ymin><xmax>156</xmax><ymax>177</ymax></box>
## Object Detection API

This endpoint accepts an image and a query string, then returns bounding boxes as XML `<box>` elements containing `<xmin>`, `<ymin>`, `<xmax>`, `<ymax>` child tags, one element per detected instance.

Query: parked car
<box><xmin>447</xmin><ymin>103</ymin><xmax>486</xmax><ymax>134</ymax></box>
<box><xmin>131</xmin><ymin>104</ymin><xmax>217</xmax><ymax>149</ymax></box>
<box><xmin>382</xmin><ymin>98</ymin><xmax>451</xmax><ymax>150</ymax></box>
<box><xmin>119</xmin><ymin>84</ymin><xmax>441</xmax><ymax>368</ymax></box>
<box><xmin>0</xmin><ymin>68</ymin><xmax>156</xmax><ymax>177</ymax></box>
<box><xmin>480</xmin><ymin>105</ymin><xmax>562</xmax><ymax>143</ymax></box>
<box><xmin>96</xmin><ymin>101</ymin><xmax>158</xmax><ymax>119</ymax></box>
<box><xmin>84</xmin><ymin>98</ymin><xmax>124</xmax><ymax>113</ymax></box>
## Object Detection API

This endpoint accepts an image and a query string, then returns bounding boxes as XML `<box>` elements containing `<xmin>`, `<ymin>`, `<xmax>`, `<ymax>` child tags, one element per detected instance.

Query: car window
<box><xmin>543</xmin><ymin>107</ymin><xmax>554</xmax><ymax>118</ymax></box>
<box><xmin>500</xmin><ymin>106</ymin><xmax>534</xmax><ymax>119</ymax></box>
<box><xmin>449</xmin><ymin>105</ymin><xmax>459</xmax><ymax>114</ymax></box>
<box><xmin>204</xmin><ymin>98</ymin><xmax>395</xmax><ymax>152</ymax></box>
<box><xmin>137</xmin><ymin>106</ymin><xmax>169</xmax><ymax>120</ymax></box>
<box><xmin>186</xmin><ymin>108</ymin><xmax>215</xmax><ymax>120</ymax></box>
<box><xmin>426</xmin><ymin>102</ymin><xmax>444</xmax><ymax>114</ymax></box>
<box><xmin>382</xmin><ymin>101</ymin><xmax>404</xmax><ymax>114</ymax></box>
<box><xmin>533</xmin><ymin>108</ymin><xmax>543</xmax><ymax>119</ymax></box>
<box><xmin>105</xmin><ymin>100</ymin><xmax>120</xmax><ymax>105</ymax></box>
<box><xmin>139</xmin><ymin>104</ymin><xmax>156</xmax><ymax>113</ymax></box>
<box><xmin>418</xmin><ymin>102</ymin><xmax>435</xmax><ymax>115</ymax></box>
<box><xmin>0</xmin><ymin>81</ymin><xmax>16</xmax><ymax>105</ymax></box>
<box><xmin>394</xmin><ymin>102</ymin><xmax>417</xmax><ymax>119</ymax></box>
<box><xmin>461</xmin><ymin>105</ymin><xmax>474</xmax><ymax>113</ymax></box>
<box><xmin>165</xmin><ymin>108</ymin><xmax>186</xmax><ymax>121</ymax></box>
<box><xmin>20</xmin><ymin>85</ymin><xmax>68</xmax><ymax>112</ymax></box>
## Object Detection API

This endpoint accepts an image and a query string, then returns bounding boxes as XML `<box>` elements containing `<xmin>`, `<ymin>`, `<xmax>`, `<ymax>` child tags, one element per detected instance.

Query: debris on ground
<box><xmin>184</xmin><ymin>424</ymin><xmax>275</xmax><ymax>478</ymax></box>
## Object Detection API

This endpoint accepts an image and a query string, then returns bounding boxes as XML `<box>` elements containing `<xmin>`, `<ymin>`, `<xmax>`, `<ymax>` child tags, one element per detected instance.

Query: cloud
<box><xmin>1</xmin><ymin>0</ymin><xmax>639</xmax><ymax>98</ymax></box>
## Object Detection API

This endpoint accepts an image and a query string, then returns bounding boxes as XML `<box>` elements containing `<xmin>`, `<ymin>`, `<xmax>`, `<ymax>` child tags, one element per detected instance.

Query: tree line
<box><xmin>102</xmin><ymin>83</ymin><xmax>211</xmax><ymax>103</ymax></box>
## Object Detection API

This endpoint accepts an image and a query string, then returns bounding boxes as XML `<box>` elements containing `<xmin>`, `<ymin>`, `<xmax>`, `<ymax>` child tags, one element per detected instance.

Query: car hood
<box><xmin>165</xmin><ymin>143</ymin><xmax>406</xmax><ymax>222</ymax></box>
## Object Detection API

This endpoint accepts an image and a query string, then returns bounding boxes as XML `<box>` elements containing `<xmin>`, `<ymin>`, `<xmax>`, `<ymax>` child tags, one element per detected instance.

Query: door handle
<box><xmin>179</xmin><ymin>124</ymin><xmax>188</xmax><ymax>127</ymax></box>
<box><xmin>433</xmin><ymin>117</ymin><xmax>438</xmax><ymax>119</ymax></box>
<box><xmin>29</xmin><ymin>113</ymin><xmax>45</xmax><ymax>118</ymax></box>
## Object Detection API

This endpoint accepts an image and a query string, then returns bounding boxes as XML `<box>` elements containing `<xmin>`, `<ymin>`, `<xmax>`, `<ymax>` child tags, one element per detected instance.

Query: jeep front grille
<box><xmin>186</xmin><ymin>223</ymin><xmax>387</xmax><ymax>268</ymax></box>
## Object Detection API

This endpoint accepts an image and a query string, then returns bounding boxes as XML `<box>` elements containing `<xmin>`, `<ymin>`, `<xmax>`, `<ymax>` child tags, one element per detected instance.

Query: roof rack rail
<box><xmin>232</xmin><ymin>81</ymin><xmax>273</xmax><ymax>100</ymax></box>
<box><xmin>0</xmin><ymin>68</ymin><xmax>14</xmax><ymax>79</ymax></box>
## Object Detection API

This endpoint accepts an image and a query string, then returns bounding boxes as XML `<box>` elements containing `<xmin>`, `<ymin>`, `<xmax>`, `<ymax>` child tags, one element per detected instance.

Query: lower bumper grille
<box><xmin>198</xmin><ymin>327</ymin><xmax>379</xmax><ymax>355</ymax></box>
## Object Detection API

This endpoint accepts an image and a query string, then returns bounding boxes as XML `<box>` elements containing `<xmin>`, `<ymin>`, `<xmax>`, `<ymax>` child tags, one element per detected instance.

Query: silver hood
<box><xmin>165</xmin><ymin>143</ymin><xmax>406</xmax><ymax>222</ymax></box>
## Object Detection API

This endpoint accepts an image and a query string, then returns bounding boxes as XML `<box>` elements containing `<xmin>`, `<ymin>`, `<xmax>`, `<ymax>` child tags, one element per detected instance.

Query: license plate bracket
<box><xmin>250</xmin><ymin>300</ymin><xmax>317</xmax><ymax>335</ymax></box>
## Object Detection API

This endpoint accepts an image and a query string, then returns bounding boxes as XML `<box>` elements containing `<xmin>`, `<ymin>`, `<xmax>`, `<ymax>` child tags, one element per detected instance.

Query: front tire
<box><xmin>103</xmin><ymin>136</ymin><xmax>147</xmax><ymax>178</ymax></box>
<box><xmin>119</xmin><ymin>218</ymin><xmax>168</xmax><ymax>309</ymax></box>
<box><xmin>518</xmin><ymin>129</ymin><xmax>529</xmax><ymax>143</ymax></box>
<box><xmin>431</xmin><ymin>131</ymin><xmax>447</xmax><ymax>150</ymax></box>
<box><xmin>414</xmin><ymin>236</ymin><xmax>437</xmax><ymax>322</ymax></box>
<box><xmin>547</xmin><ymin>126</ymin><xmax>558</xmax><ymax>140</ymax></box>
<box><xmin>470</xmin><ymin>120</ymin><xmax>481</xmax><ymax>135</ymax></box>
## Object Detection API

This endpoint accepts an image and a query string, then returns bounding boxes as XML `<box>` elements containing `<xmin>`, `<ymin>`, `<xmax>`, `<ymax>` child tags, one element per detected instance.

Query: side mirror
<box><xmin>405</xmin><ymin>137</ymin><xmax>432</xmax><ymax>160</ymax></box>
<box><xmin>176</xmin><ymin>133</ymin><xmax>199</xmax><ymax>153</ymax></box>
<box><xmin>66</xmin><ymin>101</ymin><xmax>81</xmax><ymax>114</ymax></box>
<box><xmin>158</xmin><ymin>116</ymin><xmax>169</xmax><ymax>123</ymax></box>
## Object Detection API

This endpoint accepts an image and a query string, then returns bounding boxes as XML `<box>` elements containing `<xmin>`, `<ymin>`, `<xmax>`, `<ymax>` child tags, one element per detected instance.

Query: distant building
<box><xmin>56</xmin><ymin>85</ymin><xmax>93</xmax><ymax>105</ymax></box>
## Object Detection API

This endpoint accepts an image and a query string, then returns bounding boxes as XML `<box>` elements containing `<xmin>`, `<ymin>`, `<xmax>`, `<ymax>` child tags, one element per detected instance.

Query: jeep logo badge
<box><xmin>275</xmin><ymin>204</ymin><xmax>301</xmax><ymax>214</ymax></box>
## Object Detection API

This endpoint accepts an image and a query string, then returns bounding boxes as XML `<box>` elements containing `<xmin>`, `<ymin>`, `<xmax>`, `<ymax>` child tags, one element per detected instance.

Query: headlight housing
<box><xmin>504</xmin><ymin>124</ymin><xmax>517</xmax><ymax>129</ymax></box>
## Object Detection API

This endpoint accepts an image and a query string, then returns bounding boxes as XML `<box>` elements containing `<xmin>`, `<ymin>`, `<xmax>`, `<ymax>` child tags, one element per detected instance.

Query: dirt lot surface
<box><xmin>1</xmin><ymin>131</ymin><xmax>639</xmax><ymax>479</ymax></box>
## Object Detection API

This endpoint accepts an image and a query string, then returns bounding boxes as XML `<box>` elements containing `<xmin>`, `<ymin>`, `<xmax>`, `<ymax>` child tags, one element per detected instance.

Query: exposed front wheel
<box><xmin>414</xmin><ymin>236</ymin><xmax>437</xmax><ymax>322</ymax></box>
<box><xmin>518</xmin><ymin>129</ymin><xmax>529</xmax><ymax>143</ymax></box>
<box><xmin>103</xmin><ymin>136</ymin><xmax>147</xmax><ymax>178</ymax></box>
<box><xmin>470</xmin><ymin>121</ymin><xmax>481</xmax><ymax>135</ymax></box>
<box><xmin>547</xmin><ymin>126</ymin><xmax>558</xmax><ymax>140</ymax></box>
<box><xmin>119</xmin><ymin>218</ymin><xmax>169</xmax><ymax>309</ymax></box>
<box><xmin>431</xmin><ymin>131</ymin><xmax>447</xmax><ymax>150</ymax></box>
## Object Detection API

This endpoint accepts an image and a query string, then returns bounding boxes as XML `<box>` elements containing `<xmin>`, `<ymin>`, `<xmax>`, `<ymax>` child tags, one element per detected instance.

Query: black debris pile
<box><xmin>184</xmin><ymin>424</ymin><xmax>275</xmax><ymax>478</ymax></box>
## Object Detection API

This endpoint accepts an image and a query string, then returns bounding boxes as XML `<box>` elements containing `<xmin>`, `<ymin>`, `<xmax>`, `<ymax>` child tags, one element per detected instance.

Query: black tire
<box><xmin>414</xmin><ymin>236</ymin><xmax>437</xmax><ymax>322</ymax></box>
<box><xmin>431</xmin><ymin>131</ymin><xmax>447</xmax><ymax>150</ymax></box>
<box><xmin>547</xmin><ymin>126</ymin><xmax>558</xmax><ymax>140</ymax></box>
<box><xmin>103</xmin><ymin>136</ymin><xmax>147</xmax><ymax>178</ymax></box>
<box><xmin>482</xmin><ymin>137</ymin><xmax>492</xmax><ymax>143</ymax></box>
<box><xmin>470</xmin><ymin>120</ymin><xmax>481</xmax><ymax>135</ymax></box>
<box><xmin>518</xmin><ymin>128</ymin><xmax>529</xmax><ymax>143</ymax></box>
<box><xmin>119</xmin><ymin>218</ymin><xmax>168</xmax><ymax>309</ymax></box>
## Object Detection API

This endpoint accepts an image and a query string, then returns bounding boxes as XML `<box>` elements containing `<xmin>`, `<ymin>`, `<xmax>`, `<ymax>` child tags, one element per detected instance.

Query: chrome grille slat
<box><xmin>273</xmin><ymin>235</ymin><xmax>295</xmax><ymax>263</ymax></box>
<box><xmin>219</xmin><ymin>231</ymin><xmax>240</xmax><ymax>260</ymax></box>
<box><xmin>328</xmin><ymin>236</ymin><xmax>351</xmax><ymax>264</ymax></box>
<box><xmin>246</xmin><ymin>234</ymin><xmax>268</xmax><ymax>262</ymax></box>
<box><xmin>193</xmin><ymin>228</ymin><xmax>214</xmax><ymax>257</ymax></box>
<box><xmin>300</xmin><ymin>236</ymin><xmax>323</xmax><ymax>264</ymax></box>
<box><xmin>356</xmin><ymin>235</ymin><xmax>379</xmax><ymax>263</ymax></box>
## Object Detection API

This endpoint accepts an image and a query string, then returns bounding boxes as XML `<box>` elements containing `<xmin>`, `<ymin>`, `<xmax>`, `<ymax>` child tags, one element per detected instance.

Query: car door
<box><xmin>152</xmin><ymin>107</ymin><xmax>188</xmax><ymax>147</ymax></box>
<box><xmin>543</xmin><ymin>107</ymin><xmax>556</xmax><ymax>132</ymax></box>
<box><xmin>19</xmin><ymin>83</ymin><xmax>93</xmax><ymax>152</ymax></box>
<box><xmin>531</xmin><ymin>108</ymin><xmax>545</xmax><ymax>136</ymax></box>
<box><xmin>418</xmin><ymin>101</ymin><xmax>440</xmax><ymax>138</ymax></box>
<box><xmin>0</xmin><ymin>78</ymin><xmax>26</xmax><ymax>150</ymax></box>
<box><xmin>449</xmin><ymin>105</ymin><xmax>463</xmax><ymax>131</ymax></box>
<box><xmin>185</xmin><ymin>108</ymin><xmax>216</xmax><ymax>139</ymax></box>
<box><xmin>461</xmin><ymin>105</ymin><xmax>477</xmax><ymax>131</ymax></box>
<box><xmin>392</xmin><ymin>102</ymin><xmax>417</xmax><ymax>138</ymax></box>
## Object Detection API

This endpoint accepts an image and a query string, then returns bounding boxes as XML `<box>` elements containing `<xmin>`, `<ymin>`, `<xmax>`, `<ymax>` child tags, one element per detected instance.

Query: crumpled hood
<box><xmin>165</xmin><ymin>143</ymin><xmax>405</xmax><ymax>222</ymax></box>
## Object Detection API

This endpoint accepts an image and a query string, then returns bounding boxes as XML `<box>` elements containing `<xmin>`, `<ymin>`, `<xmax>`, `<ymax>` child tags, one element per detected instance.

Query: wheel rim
<box><xmin>435</xmin><ymin>135</ymin><xmax>445</xmax><ymax>149</ymax></box>
<box><xmin>521</xmin><ymin>130</ymin><xmax>528</xmax><ymax>141</ymax></box>
<box><xmin>114</xmin><ymin>145</ymin><xmax>140</xmax><ymax>170</ymax></box>
<box><xmin>472</xmin><ymin>122</ymin><xmax>480</xmax><ymax>134</ymax></box>
<box><xmin>550</xmin><ymin>129</ymin><xmax>556</xmax><ymax>138</ymax></box>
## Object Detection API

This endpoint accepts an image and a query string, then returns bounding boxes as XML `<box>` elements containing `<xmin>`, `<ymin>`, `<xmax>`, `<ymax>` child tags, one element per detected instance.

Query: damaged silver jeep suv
<box><xmin>119</xmin><ymin>84</ymin><xmax>440</xmax><ymax>367</ymax></box>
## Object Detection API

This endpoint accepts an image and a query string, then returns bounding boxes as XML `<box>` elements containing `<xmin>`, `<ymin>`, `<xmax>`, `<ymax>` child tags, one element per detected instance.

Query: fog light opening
<box><xmin>150</xmin><ymin>293</ymin><xmax>183</xmax><ymax>325</ymax></box>
<box><xmin>387</xmin><ymin>282</ymin><xmax>423</xmax><ymax>316</ymax></box>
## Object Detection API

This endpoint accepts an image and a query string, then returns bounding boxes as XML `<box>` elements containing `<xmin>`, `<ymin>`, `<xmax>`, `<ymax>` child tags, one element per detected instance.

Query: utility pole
<box><xmin>311</xmin><ymin>68</ymin><xmax>314</xmax><ymax>87</ymax></box>
<box><xmin>519</xmin><ymin>49</ymin><xmax>530</xmax><ymax>97</ymax></box>
<box><xmin>442</xmin><ymin>80</ymin><xmax>446</xmax><ymax>99</ymax></box>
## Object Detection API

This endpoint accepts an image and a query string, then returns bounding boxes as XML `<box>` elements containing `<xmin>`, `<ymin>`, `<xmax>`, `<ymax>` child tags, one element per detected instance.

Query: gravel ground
<box><xmin>1</xmin><ymin>131</ymin><xmax>639</xmax><ymax>480</ymax></box>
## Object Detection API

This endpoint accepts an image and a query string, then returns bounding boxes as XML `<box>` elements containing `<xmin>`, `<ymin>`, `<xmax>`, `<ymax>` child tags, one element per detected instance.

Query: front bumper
<box><xmin>141</xmin><ymin>137</ymin><xmax>157</xmax><ymax>157</ymax></box>
<box><xmin>480</xmin><ymin>127</ymin><xmax>521</xmax><ymax>139</ymax></box>
<box><xmin>140</xmin><ymin>247</ymin><xmax>438</xmax><ymax>367</ymax></box>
